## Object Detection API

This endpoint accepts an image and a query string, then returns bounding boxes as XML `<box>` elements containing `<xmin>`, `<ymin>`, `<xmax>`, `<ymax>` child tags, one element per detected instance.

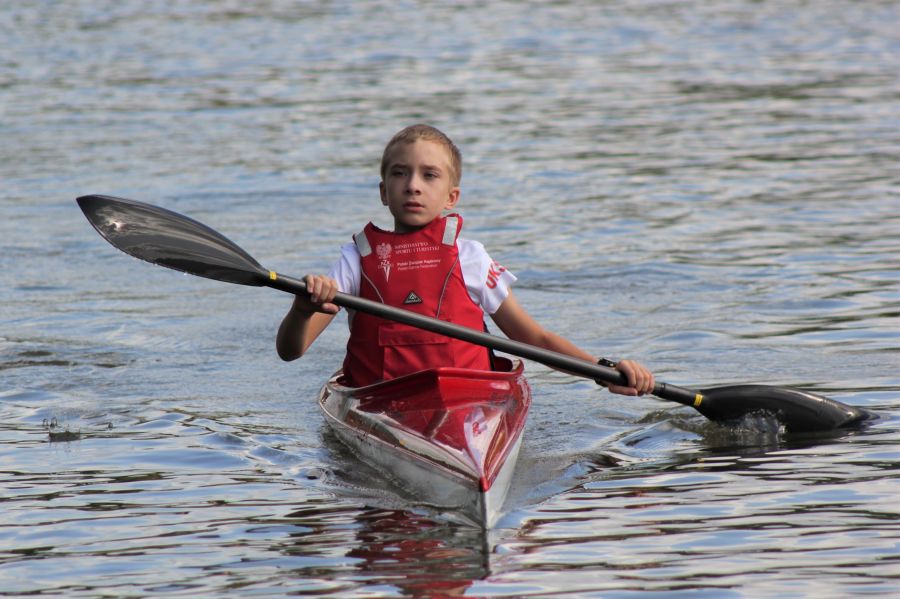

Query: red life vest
<box><xmin>342</xmin><ymin>214</ymin><xmax>492</xmax><ymax>386</ymax></box>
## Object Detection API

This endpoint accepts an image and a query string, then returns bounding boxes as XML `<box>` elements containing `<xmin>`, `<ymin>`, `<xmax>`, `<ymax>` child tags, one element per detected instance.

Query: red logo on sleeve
<box><xmin>486</xmin><ymin>261</ymin><xmax>506</xmax><ymax>289</ymax></box>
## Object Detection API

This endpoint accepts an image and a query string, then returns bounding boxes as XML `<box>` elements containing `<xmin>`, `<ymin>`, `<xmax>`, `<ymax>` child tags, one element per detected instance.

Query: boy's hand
<box><xmin>605</xmin><ymin>359</ymin><xmax>655</xmax><ymax>396</ymax></box>
<box><xmin>293</xmin><ymin>274</ymin><xmax>340</xmax><ymax>315</ymax></box>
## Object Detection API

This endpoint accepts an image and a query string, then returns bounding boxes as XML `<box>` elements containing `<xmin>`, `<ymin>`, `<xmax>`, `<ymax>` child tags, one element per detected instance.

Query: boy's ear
<box><xmin>379</xmin><ymin>181</ymin><xmax>388</xmax><ymax>205</ymax></box>
<box><xmin>445</xmin><ymin>187</ymin><xmax>460</xmax><ymax>210</ymax></box>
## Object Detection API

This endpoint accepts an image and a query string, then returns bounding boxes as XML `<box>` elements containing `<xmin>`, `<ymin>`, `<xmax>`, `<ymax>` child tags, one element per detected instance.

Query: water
<box><xmin>2</xmin><ymin>0</ymin><xmax>899</xmax><ymax>595</ymax></box>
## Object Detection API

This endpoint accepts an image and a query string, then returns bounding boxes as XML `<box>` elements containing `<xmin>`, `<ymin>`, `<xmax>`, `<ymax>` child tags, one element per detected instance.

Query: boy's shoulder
<box><xmin>459</xmin><ymin>237</ymin><xmax>503</xmax><ymax>281</ymax></box>
<box><xmin>457</xmin><ymin>236</ymin><xmax>489</xmax><ymax>257</ymax></box>
<box><xmin>457</xmin><ymin>234</ymin><xmax>485</xmax><ymax>248</ymax></box>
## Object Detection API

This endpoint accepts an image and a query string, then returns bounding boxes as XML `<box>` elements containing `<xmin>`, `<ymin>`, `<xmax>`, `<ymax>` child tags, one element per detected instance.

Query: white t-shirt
<box><xmin>328</xmin><ymin>237</ymin><xmax>517</xmax><ymax>322</ymax></box>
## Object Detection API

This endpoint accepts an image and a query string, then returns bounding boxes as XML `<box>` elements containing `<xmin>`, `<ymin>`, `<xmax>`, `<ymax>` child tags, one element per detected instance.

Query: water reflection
<box><xmin>311</xmin><ymin>509</ymin><xmax>487</xmax><ymax>597</ymax></box>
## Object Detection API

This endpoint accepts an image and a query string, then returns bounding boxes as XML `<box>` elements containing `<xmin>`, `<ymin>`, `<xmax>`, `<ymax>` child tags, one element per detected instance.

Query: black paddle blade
<box><xmin>77</xmin><ymin>195</ymin><xmax>270</xmax><ymax>286</ymax></box>
<box><xmin>694</xmin><ymin>384</ymin><xmax>873</xmax><ymax>433</ymax></box>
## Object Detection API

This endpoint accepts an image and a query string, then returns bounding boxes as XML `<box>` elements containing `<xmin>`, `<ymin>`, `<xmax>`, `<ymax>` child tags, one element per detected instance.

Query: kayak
<box><xmin>317</xmin><ymin>357</ymin><xmax>531</xmax><ymax>528</ymax></box>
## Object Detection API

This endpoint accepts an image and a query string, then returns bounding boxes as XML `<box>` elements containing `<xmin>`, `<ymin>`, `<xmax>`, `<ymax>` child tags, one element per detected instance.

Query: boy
<box><xmin>277</xmin><ymin>124</ymin><xmax>654</xmax><ymax>396</ymax></box>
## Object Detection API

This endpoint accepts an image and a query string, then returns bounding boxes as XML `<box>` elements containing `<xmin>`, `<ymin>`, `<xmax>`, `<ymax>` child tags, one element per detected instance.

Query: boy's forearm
<box><xmin>276</xmin><ymin>303</ymin><xmax>316</xmax><ymax>361</ymax></box>
<box><xmin>539</xmin><ymin>330</ymin><xmax>596</xmax><ymax>363</ymax></box>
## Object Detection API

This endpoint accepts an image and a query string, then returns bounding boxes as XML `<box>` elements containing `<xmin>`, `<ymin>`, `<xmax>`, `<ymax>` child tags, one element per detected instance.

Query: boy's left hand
<box><xmin>606</xmin><ymin>359</ymin><xmax>655</xmax><ymax>396</ymax></box>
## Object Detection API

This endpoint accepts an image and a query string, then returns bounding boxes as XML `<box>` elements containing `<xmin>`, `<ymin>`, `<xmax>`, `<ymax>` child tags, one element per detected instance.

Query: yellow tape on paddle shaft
<box><xmin>269</xmin><ymin>271</ymin><xmax>277</xmax><ymax>281</ymax></box>
<box><xmin>694</xmin><ymin>394</ymin><xmax>704</xmax><ymax>407</ymax></box>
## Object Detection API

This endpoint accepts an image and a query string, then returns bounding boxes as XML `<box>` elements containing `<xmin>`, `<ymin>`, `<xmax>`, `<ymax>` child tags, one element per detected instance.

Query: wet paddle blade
<box><xmin>693</xmin><ymin>384</ymin><xmax>873</xmax><ymax>433</ymax></box>
<box><xmin>77</xmin><ymin>195</ymin><xmax>270</xmax><ymax>286</ymax></box>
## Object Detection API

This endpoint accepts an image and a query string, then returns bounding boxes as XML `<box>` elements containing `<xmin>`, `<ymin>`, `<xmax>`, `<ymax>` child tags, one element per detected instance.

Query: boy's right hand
<box><xmin>605</xmin><ymin>359</ymin><xmax>655</xmax><ymax>397</ymax></box>
<box><xmin>294</xmin><ymin>274</ymin><xmax>340</xmax><ymax>315</ymax></box>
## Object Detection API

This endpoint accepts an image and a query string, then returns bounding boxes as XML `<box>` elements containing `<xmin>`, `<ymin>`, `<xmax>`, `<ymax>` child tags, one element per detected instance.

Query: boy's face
<box><xmin>380</xmin><ymin>139</ymin><xmax>460</xmax><ymax>233</ymax></box>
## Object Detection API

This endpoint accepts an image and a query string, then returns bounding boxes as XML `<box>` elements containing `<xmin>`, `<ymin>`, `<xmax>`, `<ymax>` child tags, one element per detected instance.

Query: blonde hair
<box><xmin>380</xmin><ymin>124</ymin><xmax>462</xmax><ymax>186</ymax></box>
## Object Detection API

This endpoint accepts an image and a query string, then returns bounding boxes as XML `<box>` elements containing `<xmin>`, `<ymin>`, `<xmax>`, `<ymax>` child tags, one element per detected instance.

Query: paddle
<box><xmin>76</xmin><ymin>194</ymin><xmax>872</xmax><ymax>433</ymax></box>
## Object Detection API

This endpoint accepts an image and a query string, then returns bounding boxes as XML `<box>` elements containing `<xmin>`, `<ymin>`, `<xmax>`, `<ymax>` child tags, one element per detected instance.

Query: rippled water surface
<box><xmin>2</xmin><ymin>1</ymin><xmax>899</xmax><ymax>596</ymax></box>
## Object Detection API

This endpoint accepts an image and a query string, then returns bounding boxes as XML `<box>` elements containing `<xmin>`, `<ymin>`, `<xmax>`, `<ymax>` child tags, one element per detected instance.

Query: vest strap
<box><xmin>354</xmin><ymin>230</ymin><xmax>372</xmax><ymax>257</ymax></box>
<box><xmin>442</xmin><ymin>215</ymin><xmax>459</xmax><ymax>246</ymax></box>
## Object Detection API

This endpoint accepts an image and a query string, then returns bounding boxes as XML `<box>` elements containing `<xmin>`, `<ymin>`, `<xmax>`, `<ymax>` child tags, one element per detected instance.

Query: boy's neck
<box><xmin>392</xmin><ymin>215</ymin><xmax>443</xmax><ymax>234</ymax></box>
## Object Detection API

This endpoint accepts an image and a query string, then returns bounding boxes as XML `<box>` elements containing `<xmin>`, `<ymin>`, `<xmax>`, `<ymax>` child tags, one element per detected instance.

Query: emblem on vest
<box><xmin>403</xmin><ymin>291</ymin><xmax>423</xmax><ymax>305</ymax></box>
<box><xmin>376</xmin><ymin>242</ymin><xmax>392</xmax><ymax>281</ymax></box>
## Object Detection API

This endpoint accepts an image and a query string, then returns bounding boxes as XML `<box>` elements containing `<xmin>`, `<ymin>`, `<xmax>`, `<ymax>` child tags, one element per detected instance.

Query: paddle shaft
<box><xmin>76</xmin><ymin>195</ymin><xmax>873</xmax><ymax>431</ymax></box>
<box><xmin>266</xmin><ymin>272</ymin><xmax>702</xmax><ymax>407</ymax></box>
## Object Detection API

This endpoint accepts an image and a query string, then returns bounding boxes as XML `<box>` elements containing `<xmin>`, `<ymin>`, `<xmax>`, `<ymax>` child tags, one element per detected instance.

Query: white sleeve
<box><xmin>327</xmin><ymin>242</ymin><xmax>361</xmax><ymax>296</ymax></box>
<box><xmin>458</xmin><ymin>238</ymin><xmax>517</xmax><ymax>315</ymax></box>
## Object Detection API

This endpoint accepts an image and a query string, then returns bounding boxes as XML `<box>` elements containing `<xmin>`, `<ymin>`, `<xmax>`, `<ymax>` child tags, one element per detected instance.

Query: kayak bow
<box><xmin>318</xmin><ymin>357</ymin><xmax>531</xmax><ymax>528</ymax></box>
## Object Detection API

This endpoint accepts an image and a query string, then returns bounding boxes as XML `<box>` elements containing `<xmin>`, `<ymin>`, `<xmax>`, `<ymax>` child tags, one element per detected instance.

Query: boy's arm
<box><xmin>276</xmin><ymin>275</ymin><xmax>339</xmax><ymax>361</ymax></box>
<box><xmin>489</xmin><ymin>291</ymin><xmax>654</xmax><ymax>396</ymax></box>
